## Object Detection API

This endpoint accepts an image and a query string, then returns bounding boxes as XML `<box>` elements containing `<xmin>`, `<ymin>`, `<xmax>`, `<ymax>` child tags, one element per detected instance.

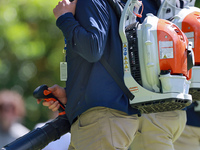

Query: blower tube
<box><xmin>2</xmin><ymin>115</ymin><xmax>70</xmax><ymax>150</ymax></box>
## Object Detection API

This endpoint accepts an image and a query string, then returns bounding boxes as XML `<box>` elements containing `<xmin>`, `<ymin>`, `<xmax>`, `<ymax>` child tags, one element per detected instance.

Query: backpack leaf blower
<box><xmin>120</xmin><ymin>0</ymin><xmax>194</xmax><ymax>114</ymax></box>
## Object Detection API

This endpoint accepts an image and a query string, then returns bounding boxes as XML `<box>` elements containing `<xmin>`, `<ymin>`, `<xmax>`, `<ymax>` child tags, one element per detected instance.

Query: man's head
<box><xmin>0</xmin><ymin>90</ymin><xmax>25</xmax><ymax>131</ymax></box>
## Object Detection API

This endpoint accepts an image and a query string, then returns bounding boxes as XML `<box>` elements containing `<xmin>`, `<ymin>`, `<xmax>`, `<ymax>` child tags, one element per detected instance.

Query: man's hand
<box><xmin>37</xmin><ymin>84</ymin><xmax>67</xmax><ymax>112</ymax></box>
<box><xmin>53</xmin><ymin>0</ymin><xmax>77</xmax><ymax>19</ymax></box>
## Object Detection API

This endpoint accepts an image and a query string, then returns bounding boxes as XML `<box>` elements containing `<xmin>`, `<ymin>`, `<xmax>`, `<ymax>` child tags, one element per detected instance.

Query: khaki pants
<box><xmin>68</xmin><ymin>107</ymin><xmax>139</xmax><ymax>150</ymax></box>
<box><xmin>129</xmin><ymin>110</ymin><xmax>186</xmax><ymax>150</ymax></box>
<box><xmin>174</xmin><ymin>125</ymin><xmax>200</xmax><ymax>150</ymax></box>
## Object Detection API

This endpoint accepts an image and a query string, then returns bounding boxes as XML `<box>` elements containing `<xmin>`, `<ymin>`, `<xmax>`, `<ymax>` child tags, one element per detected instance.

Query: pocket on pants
<box><xmin>153</xmin><ymin>110</ymin><xmax>186</xmax><ymax>141</ymax></box>
<box><xmin>71</xmin><ymin>110</ymin><xmax>102</xmax><ymax>150</ymax></box>
<box><xmin>78</xmin><ymin>107</ymin><xmax>104</xmax><ymax>128</ymax></box>
<box><xmin>109</xmin><ymin>113</ymin><xmax>139</xmax><ymax>149</ymax></box>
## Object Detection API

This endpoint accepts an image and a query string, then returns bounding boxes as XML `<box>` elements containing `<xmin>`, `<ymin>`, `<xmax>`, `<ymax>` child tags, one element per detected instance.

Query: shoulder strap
<box><xmin>100</xmin><ymin>57</ymin><xmax>135</xmax><ymax>100</ymax></box>
<box><xmin>101</xmin><ymin>0</ymin><xmax>134</xmax><ymax>100</ymax></box>
<box><xmin>106</xmin><ymin>0</ymin><xmax>125</xmax><ymax>21</ymax></box>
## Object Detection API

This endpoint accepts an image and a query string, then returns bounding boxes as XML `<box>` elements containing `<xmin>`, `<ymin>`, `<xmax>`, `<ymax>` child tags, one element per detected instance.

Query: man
<box><xmin>173</xmin><ymin>1</ymin><xmax>200</xmax><ymax>149</ymax></box>
<box><xmin>0</xmin><ymin>90</ymin><xmax>29</xmax><ymax>148</ymax></box>
<box><xmin>38</xmin><ymin>0</ymin><xmax>140</xmax><ymax>149</ymax></box>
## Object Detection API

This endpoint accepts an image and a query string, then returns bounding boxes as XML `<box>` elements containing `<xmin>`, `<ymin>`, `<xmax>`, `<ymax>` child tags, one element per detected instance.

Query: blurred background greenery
<box><xmin>0</xmin><ymin>0</ymin><xmax>200</xmax><ymax>130</ymax></box>
<box><xmin>0</xmin><ymin>0</ymin><xmax>66</xmax><ymax>130</ymax></box>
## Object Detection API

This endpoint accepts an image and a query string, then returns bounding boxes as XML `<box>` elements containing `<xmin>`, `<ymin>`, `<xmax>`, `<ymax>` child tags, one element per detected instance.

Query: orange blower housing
<box><xmin>157</xmin><ymin>19</ymin><xmax>191</xmax><ymax>80</ymax></box>
<box><xmin>179</xmin><ymin>11</ymin><xmax>200</xmax><ymax>66</ymax></box>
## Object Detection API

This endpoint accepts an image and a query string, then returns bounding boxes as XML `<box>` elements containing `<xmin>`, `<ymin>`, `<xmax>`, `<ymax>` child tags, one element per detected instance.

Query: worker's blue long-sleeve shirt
<box><xmin>56</xmin><ymin>0</ymin><xmax>139</xmax><ymax>124</ymax></box>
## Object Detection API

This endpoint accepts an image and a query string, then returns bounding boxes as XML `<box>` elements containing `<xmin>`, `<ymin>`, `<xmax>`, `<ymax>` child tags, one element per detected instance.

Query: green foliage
<box><xmin>0</xmin><ymin>0</ymin><xmax>65</xmax><ymax>130</ymax></box>
<box><xmin>196</xmin><ymin>1</ymin><xmax>200</xmax><ymax>7</ymax></box>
